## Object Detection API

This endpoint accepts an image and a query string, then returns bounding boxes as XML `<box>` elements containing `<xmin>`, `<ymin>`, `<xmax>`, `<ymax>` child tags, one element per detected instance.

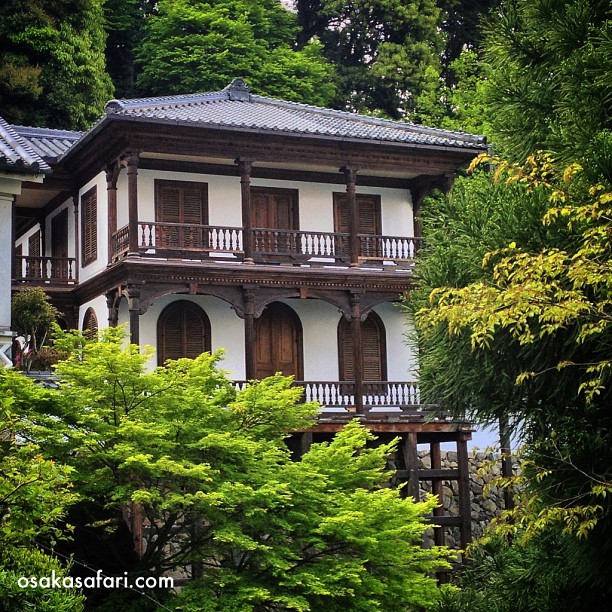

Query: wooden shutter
<box><xmin>333</xmin><ymin>193</ymin><xmax>381</xmax><ymax>235</ymax></box>
<box><xmin>338</xmin><ymin>314</ymin><xmax>387</xmax><ymax>382</ymax></box>
<box><xmin>251</xmin><ymin>188</ymin><xmax>298</xmax><ymax>230</ymax></box>
<box><xmin>157</xmin><ymin>301</ymin><xmax>211</xmax><ymax>365</ymax></box>
<box><xmin>28</xmin><ymin>231</ymin><xmax>41</xmax><ymax>278</ymax></box>
<box><xmin>51</xmin><ymin>209</ymin><xmax>69</xmax><ymax>279</ymax></box>
<box><xmin>82</xmin><ymin>308</ymin><xmax>98</xmax><ymax>340</ymax></box>
<box><xmin>155</xmin><ymin>180</ymin><xmax>208</xmax><ymax>250</ymax></box>
<box><xmin>81</xmin><ymin>187</ymin><xmax>97</xmax><ymax>266</ymax></box>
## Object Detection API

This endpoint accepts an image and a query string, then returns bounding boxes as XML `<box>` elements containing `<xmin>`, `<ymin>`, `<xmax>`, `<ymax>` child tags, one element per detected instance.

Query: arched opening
<box><xmin>254</xmin><ymin>302</ymin><xmax>303</xmax><ymax>380</ymax></box>
<box><xmin>82</xmin><ymin>307</ymin><xmax>98</xmax><ymax>340</ymax></box>
<box><xmin>338</xmin><ymin>311</ymin><xmax>387</xmax><ymax>382</ymax></box>
<box><xmin>157</xmin><ymin>300</ymin><xmax>211</xmax><ymax>365</ymax></box>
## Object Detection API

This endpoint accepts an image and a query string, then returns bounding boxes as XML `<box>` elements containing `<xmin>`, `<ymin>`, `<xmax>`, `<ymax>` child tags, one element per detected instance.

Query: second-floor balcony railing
<box><xmin>233</xmin><ymin>380</ymin><xmax>423</xmax><ymax>416</ymax></box>
<box><xmin>13</xmin><ymin>255</ymin><xmax>77</xmax><ymax>284</ymax></box>
<box><xmin>111</xmin><ymin>222</ymin><xmax>422</xmax><ymax>266</ymax></box>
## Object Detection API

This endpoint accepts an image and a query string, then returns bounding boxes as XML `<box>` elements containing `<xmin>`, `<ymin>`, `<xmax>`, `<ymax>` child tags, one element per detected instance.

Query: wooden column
<box><xmin>402</xmin><ymin>432</ymin><xmax>420</xmax><ymax>500</ymax></box>
<box><xmin>105</xmin><ymin>289</ymin><xmax>119</xmax><ymax>327</ymax></box>
<box><xmin>124</xmin><ymin>151</ymin><xmax>140</xmax><ymax>255</ymax></box>
<box><xmin>126</xmin><ymin>285</ymin><xmax>141</xmax><ymax>346</ymax></box>
<box><xmin>72</xmin><ymin>191</ymin><xmax>80</xmax><ymax>281</ymax></box>
<box><xmin>349</xmin><ymin>292</ymin><xmax>364</xmax><ymax>413</ymax></box>
<box><xmin>106</xmin><ymin>162</ymin><xmax>120</xmax><ymax>263</ymax></box>
<box><xmin>237</xmin><ymin>159</ymin><xmax>254</xmax><ymax>264</ymax></box>
<box><xmin>500</xmin><ymin>416</ymin><xmax>515</xmax><ymax>510</ymax></box>
<box><xmin>457</xmin><ymin>433</ymin><xmax>473</xmax><ymax>549</ymax></box>
<box><xmin>343</xmin><ymin>166</ymin><xmax>360</xmax><ymax>267</ymax></box>
<box><xmin>430</xmin><ymin>441</ymin><xmax>445</xmax><ymax>546</ymax></box>
<box><xmin>243</xmin><ymin>286</ymin><xmax>256</xmax><ymax>379</ymax></box>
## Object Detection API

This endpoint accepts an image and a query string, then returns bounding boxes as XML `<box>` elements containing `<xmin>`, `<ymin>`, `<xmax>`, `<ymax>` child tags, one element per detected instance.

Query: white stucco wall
<box><xmin>14</xmin><ymin>223</ymin><xmax>41</xmax><ymax>255</ymax></box>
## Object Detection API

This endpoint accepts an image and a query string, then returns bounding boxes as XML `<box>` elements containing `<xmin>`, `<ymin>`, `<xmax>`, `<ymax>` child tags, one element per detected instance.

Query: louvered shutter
<box><xmin>158</xmin><ymin>301</ymin><xmax>211</xmax><ymax>365</ymax></box>
<box><xmin>338</xmin><ymin>315</ymin><xmax>386</xmax><ymax>382</ymax></box>
<box><xmin>28</xmin><ymin>231</ymin><xmax>41</xmax><ymax>278</ymax></box>
<box><xmin>81</xmin><ymin>188</ymin><xmax>97</xmax><ymax>266</ymax></box>
<box><xmin>82</xmin><ymin>308</ymin><xmax>98</xmax><ymax>340</ymax></box>
<box><xmin>155</xmin><ymin>181</ymin><xmax>208</xmax><ymax>249</ymax></box>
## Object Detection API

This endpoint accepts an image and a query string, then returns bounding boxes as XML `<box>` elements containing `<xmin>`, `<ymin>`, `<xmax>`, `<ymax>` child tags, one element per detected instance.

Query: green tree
<box><xmin>135</xmin><ymin>0</ymin><xmax>335</xmax><ymax>107</ymax></box>
<box><xmin>0</xmin><ymin>393</ymin><xmax>83</xmax><ymax>611</ymax></box>
<box><xmin>481</xmin><ymin>0</ymin><xmax>612</xmax><ymax>163</ymax></box>
<box><xmin>16</xmin><ymin>327</ymin><xmax>452</xmax><ymax>610</ymax></box>
<box><xmin>11</xmin><ymin>288</ymin><xmax>60</xmax><ymax>372</ymax></box>
<box><xmin>0</xmin><ymin>0</ymin><xmax>113</xmax><ymax>129</ymax></box>
<box><xmin>295</xmin><ymin>0</ymin><xmax>444</xmax><ymax>119</ymax></box>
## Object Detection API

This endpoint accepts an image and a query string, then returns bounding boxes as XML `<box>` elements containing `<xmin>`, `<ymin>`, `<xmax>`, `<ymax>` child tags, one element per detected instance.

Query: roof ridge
<box><xmin>250</xmin><ymin>94</ymin><xmax>485</xmax><ymax>143</ymax></box>
<box><xmin>105</xmin><ymin>90</ymin><xmax>229</xmax><ymax>113</ymax></box>
<box><xmin>12</xmin><ymin>125</ymin><xmax>83</xmax><ymax>139</ymax></box>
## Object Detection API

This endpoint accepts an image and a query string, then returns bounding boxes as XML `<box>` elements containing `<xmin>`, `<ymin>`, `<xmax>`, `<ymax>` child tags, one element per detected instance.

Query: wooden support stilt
<box><xmin>430</xmin><ymin>441</ymin><xmax>445</xmax><ymax>546</ymax></box>
<box><xmin>457</xmin><ymin>434</ymin><xmax>472</xmax><ymax>549</ymax></box>
<box><xmin>402</xmin><ymin>432</ymin><xmax>420</xmax><ymax>500</ymax></box>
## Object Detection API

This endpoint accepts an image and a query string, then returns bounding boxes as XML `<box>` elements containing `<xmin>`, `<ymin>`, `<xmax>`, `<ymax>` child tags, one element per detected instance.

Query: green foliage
<box><xmin>11</xmin><ymin>288</ymin><xmax>60</xmax><ymax>372</ymax></box>
<box><xmin>0</xmin><ymin>392</ymin><xmax>83</xmax><ymax>611</ymax></box>
<box><xmin>135</xmin><ymin>0</ymin><xmax>335</xmax><ymax>106</ymax></box>
<box><xmin>0</xmin><ymin>0</ymin><xmax>113</xmax><ymax>129</ymax></box>
<box><xmin>482</xmin><ymin>0</ymin><xmax>612</xmax><ymax>163</ymax></box>
<box><xmin>13</xmin><ymin>327</ymin><xmax>450</xmax><ymax>609</ymax></box>
<box><xmin>295</xmin><ymin>0</ymin><xmax>444</xmax><ymax>119</ymax></box>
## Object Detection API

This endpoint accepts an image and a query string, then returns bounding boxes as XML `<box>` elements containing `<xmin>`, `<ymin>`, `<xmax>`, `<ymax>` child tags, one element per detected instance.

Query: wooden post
<box><xmin>126</xmin><ymin>284</ymin><xmax>140</xmax><ymax>346</ymax></box>
<box><xmin>457</xmin><ymin>433</ymin><xmax>472</xmax><ymax>549</ymax></box>
<box><xmin>243</xmin><ymin>286</ymin><xmax>256</xmax><ymax>379</ymax></box>
<box><xmin>106</xmin><ymin>162</ymin><xmax>120</xmax><ymax>263</ymax></box>
<box><xmin>71</xmin><ymin>191</ymin><xmax>80</xmax><ymax>281</ymax></box>
<box><xmin>349</xmin><ymin>292</ymin><xmax>364</xmax><ymax>413</ymax></box>
<box><xmin>343</xmin><ymin>166</ymin><xmax>359</xmax><ymax>267</ymax></box>
<box><xmin>237</xmin><ymin>159</ymin><xmax>254</xmax><ymax>264</ymax></box>
<box><xmin>430</xmin><ymin>441</ymin><xmax>445</xmax><ymax>546</ymax></box>
<box><xmin>402</xmin><ymin>432</ymin><xmax>420</xmax><ymax>500</ymax></box>
<box><xmin>500</xmin><ymin>416</ymin><xmax>515</xmax><ymax>510</ymax></box>
<box><xmin>124</xmin><ymin>151</ymin><xmax>139</xmax><ymax>255</ymax></box>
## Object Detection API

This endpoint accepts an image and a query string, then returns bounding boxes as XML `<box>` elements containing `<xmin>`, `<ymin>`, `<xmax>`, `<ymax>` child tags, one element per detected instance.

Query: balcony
<box><xmin>13</xmin><ymin>255</ymin><xmax>78</xmax><ymax>285</ymax></box>
<box><xmin>111</xmin><ymin>222</ymin><xmax>422</xmax><ymax>268</ymax></box>
<box><xmin>234</xmin><ymin>380</ymin><xmax>425</xmax><ymax>418</ymax></box>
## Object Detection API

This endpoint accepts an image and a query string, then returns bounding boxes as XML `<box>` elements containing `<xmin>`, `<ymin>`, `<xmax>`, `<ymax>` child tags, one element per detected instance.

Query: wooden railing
<box><xmin>109</xmin><ymin>222</ymin><xmax>421</xmax><ymax>266</ymax></box>
<box><xmin>13</xmin><ymin>255</ymin><xmax>77</xmax><ymax>284</ymax></box>
<box><xmin>358</xmin><ymin>235</ymin><xmax>423</xmax><ymax>260</ymax></box>
<box><xmin>253</xmin><ymin>228</ymin><xmax>349</xmax><ymax>260</ymax></box>
<box><xmin>233</xmin><ymin>380</ymin><xmax>422</xmax><ymax>413</ymax></box>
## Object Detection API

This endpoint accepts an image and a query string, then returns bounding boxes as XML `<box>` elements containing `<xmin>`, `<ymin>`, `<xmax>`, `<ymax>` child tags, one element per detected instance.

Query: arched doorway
<box><xmin>157</xmin><ymin>300</ymin><xmax>211</xmax><ymax>365</ymax></box>
<box><xmin>254</xmin><ymin>302</ymin><xmax>303</xmax><ymax>379</ymax></box>
<box><xmin>338</xmin><ymin>311</ymin><xmax>387</xmax><ymax>382</ymax></box>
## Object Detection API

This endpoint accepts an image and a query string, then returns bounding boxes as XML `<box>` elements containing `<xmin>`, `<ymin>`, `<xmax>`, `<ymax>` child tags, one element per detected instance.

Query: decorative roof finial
<box><xmin>223</xmin><ymin>78</ymin><xmax>251</xmax><ymax>102</ymax></box>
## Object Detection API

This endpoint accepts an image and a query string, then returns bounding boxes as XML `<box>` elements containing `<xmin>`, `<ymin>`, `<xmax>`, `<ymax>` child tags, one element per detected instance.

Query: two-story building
<box><xmin>8</xmin><ymin>78</ymin><xmax>487</xmax><ymax>548</ymax></box>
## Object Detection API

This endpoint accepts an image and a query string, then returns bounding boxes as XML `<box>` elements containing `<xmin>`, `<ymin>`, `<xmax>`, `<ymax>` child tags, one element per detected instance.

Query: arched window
<box><xmin>82</xmin><ymin>307</ymin><xmax>98</xmax><ymax>340</ymax></box>
<box><xmin>338</xmin><ymin>311</ymin><xmax>387</xmax><ymax>382</ymax></box>
<box><xmin>157</xmin><ymin>300</ymin><xmax>211</xmax><ymax>365</ymax></box>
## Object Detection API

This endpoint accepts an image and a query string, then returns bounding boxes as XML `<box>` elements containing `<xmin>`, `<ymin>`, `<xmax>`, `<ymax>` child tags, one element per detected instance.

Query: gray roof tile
<box><xmin>0</xmin><ymin>116</ymin><xmax>52</xmax><ymax>174</ymax></box>
<box><xmin>104</xmin><ymin>78</ymin><xmax>487</xmax><ymax>151</ymax></box>
<box><xmin>12</xmin><ymin>125</ymin><xmax>82</xmax><ymax>163</ymax></box>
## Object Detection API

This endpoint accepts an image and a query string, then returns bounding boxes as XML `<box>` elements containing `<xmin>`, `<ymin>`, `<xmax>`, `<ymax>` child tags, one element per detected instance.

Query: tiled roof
<box><xmin>0</xmin><ymin>116</ymin><xmax>52</xmax><ymax>175</ymax></box>
<box><xmin>12</xmin><ymin>125</ymin><xmax>82</xmax><ymax>163</ymax></box>
<box><xmin>103</xmin><ymin>78</ymin><xmax>487</xmax><ymax>151</ymax></box>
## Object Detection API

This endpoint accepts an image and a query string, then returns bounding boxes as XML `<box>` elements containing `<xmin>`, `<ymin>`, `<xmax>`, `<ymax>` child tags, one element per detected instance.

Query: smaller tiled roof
<box><xmin>0</xmin><ymin>116</ymin><xmax>52</xmax><ymax>175</ymax></box>
<box><xmin>103</xmin><ymin>78</ymin><xmax>487</xmax><ymax>151</ymax></box>
<box><xmin>12</xmin><ymin>125</ymin><xmax>82</xmax><ymax>163</ymax></box>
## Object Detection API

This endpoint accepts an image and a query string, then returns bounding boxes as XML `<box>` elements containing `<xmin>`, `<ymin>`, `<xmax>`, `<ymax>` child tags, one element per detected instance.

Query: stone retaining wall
<box><xmin>418</xmin><ymin>450</ymin><xmax>509</xmax><ymax>547</ymax></box>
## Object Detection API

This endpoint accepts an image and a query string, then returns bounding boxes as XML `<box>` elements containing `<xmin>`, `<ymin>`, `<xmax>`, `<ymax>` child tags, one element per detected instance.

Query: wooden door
<box><xmin>333</xmin><ymin>193</ymin><xmax>382</xmax><ymax>258</ymax></box>
<box><xmin>155</xmin><ymin>180</ymin><xmax>208</xmax><ymax>250</ymax></box>
<box><xmin>254</xmin><ymin>302</ymin><xmax>303</xmax><ymax>379</ymax></box>
<box><xmin>51</xmin><ymin>209</ymin><xmax>69</xmax><ymax>279</ymax></box>
<box><xmin>251</xmin><ymin>187</ymin><xmax>299</xmax><ymax>257</ymax></box>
